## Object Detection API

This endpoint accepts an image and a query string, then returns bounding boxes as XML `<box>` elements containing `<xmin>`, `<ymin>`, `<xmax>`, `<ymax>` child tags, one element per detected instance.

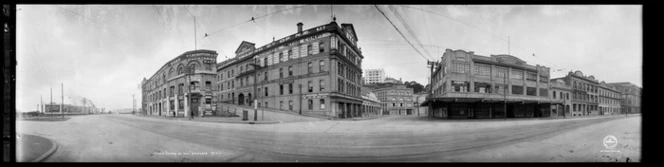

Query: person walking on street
<box><xmin>189</xmin><ymin>111</ymin><xmax>194</xmax><ymax>120</ymax></box>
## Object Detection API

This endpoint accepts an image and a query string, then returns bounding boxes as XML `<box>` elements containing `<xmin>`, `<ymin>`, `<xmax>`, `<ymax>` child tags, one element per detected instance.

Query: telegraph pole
<box><xmin>50</xmin><ymin>87</ymin><xmax>52</xmax><ymax>116</ymax></box>
<box><xmin>504</xmin><ymin>69</ymin><xmax>507</xmax><ymax>119</ymax></box>
<box><xmin>61</xmin><ymin>83</ymin><xmax>64</xmax><ymax>118</ymax></box>
<box><xmin>40</xmin><ymin>95</ymin><xmax>43</xmax><ymax>114</ymax></box>
<box><xmin>194</xmin><ymin>17</ymin><xmax>197</xmax><ymax>50</ymax></box>
<box><xmin>133</xmin><ymin>94</ymin><xmax>136</xmax><ymax>114</ymax></box>
<box><xmin>426</xmin><ymin>60</ymin><xmax>436</xmax><ymax>118</ymax></box>
<box><xmin>508</xmin><ymin>35</ymin><xmax>510</xmax><ymax>55</ymax></box>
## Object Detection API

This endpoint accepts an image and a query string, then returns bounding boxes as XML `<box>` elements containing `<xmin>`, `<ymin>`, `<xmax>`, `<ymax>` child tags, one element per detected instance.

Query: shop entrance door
<box><xmin>191</xmin><ymin>97</ymin><xmax>199</xmax><ymax>117</ymax></box>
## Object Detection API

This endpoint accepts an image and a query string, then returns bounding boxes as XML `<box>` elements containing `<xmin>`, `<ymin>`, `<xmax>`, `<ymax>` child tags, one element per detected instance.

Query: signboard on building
<box><xmin>191</xmin><ymin>75</ymin><xmax>201</xmax><ymax>82</ymax></box>
<box><xmin>304</xmin><ymin>93</ymin><xmax>329</xmax><ymax>99</ymax></box>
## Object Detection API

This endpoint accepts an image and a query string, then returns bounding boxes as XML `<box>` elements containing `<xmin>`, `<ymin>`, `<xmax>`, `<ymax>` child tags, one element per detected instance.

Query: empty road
<box><xmin>16</xmin><ymin>114</ymin><xmax>640</xmax><ymax>162</ymax></box>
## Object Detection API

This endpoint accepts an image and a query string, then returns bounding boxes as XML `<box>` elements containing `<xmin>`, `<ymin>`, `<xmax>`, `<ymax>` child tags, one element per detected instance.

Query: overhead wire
<box><xmin>54</xmin><ymin>6</ymin><xmax>144</xmax><ymax>46</ymax></box>
<box><xmin>374</xmin><ymin>5</ymin><xmax>430</xmax><ymax>61</ymax></box>
<box><xmin>202</xmin><ymin>5</ymin><xmax>310</xmax><ymax>39</ymax></box>
<box><xmin>389</xmin><ymin>5</ymin><xmax>434</xmax><ymax>60</ymax></box>
<box><xmin>400</xmin><ymin>5</ymin><xmax>569</xmax><ymax>73</ymax></box>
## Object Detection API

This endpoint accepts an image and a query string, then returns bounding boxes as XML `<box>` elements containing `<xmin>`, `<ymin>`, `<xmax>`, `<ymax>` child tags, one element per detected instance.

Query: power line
<box><xmin>400</xmin><ymin>5</ymin><xmax>508</xmax><ymax>42</ymax></box>
<box><xmin>389</xmin><ymin>5</ymin><xmax>433</xmax><ymax>60</ymax></box>
<box><xmin>374</xmin><ymin>5</ymin><xmax>430</xmax><ymax>61</ymax></box>
<box><xmin>54</xmin><ymin>6</ymin><xmax>142</xmax><ymax>46</ymax></box>
<box><xmin>203</xmin><ymin>5</ymin><xmax>310</xmax><ymax>39</ymax></box>
<box><xmin>399</xmin><ymin>5</ymin><xmax>567</xmax><ymax>72</ymax></box>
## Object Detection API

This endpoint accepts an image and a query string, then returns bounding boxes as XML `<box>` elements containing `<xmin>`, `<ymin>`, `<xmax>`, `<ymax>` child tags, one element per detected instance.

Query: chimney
<box><xmin>297</xmin><ymin>22</ymin><xmax>303</xmax><ymax>33</ymax></box>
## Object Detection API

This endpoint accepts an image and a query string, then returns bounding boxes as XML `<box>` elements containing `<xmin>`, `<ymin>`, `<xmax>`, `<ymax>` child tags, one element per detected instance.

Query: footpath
<box><xmin>16</xmin><ymin>133</ymin><xmax>58</xmax><ymax>162</ymax></box>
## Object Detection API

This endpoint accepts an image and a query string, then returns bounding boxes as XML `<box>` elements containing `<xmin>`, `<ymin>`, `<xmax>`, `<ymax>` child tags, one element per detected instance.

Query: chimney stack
<box><xmin>297</xmin><ymin>22</ymin><xmax>303</xmax><ymax>33</ymax></box>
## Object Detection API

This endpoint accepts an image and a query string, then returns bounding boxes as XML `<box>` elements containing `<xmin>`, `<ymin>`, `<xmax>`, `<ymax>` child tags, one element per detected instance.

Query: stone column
<box><xmin>184</xmin><ymin>93</ymin><xmax>189</xmax><ymax>118</ymax></box>
<box><xmin>166</xmin><ymin>98</ymin><xmax>170</xmax><ymax>117</ymax></box>
<box><xmin>175</xmin><ymin>95</ymin><xmax>179</xmax><ymax>117</ymax></box>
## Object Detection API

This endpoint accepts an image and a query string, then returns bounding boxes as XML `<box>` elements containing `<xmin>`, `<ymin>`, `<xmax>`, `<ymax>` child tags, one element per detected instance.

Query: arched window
<box><xmin>177</xmin><ymin>65</ymin><xmax>183</xmax><ymax>75</ymax></box>
<box><xmin>169</xmin><ymin>68</ymin><xmax>174</xmax><ymax>78</ymax></box>
<box><xmin>189</xmin><ymin>63</ymin><xmax>197</xmax><ymax>74</ymax></box>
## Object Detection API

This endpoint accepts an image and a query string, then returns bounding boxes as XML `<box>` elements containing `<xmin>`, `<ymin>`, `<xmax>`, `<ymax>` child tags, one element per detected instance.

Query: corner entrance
<box><xmin>191</xmin><ymin>97</ymin><xmax>199</xmax><ymax>117</ymax></box>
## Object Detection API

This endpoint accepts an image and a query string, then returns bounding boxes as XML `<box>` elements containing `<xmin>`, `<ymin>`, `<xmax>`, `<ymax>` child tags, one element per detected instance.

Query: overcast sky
<box><xmin>16</xmin><ymin>5</ymin><xmax>642</xmax><ymax>112</ymax></box>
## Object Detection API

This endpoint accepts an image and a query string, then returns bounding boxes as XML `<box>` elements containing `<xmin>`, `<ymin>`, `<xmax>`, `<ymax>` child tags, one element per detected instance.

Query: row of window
<box><xmin>447</xmin><ymin>62</ymin><xmax>548</xmax><ymax>83</ymax></box>
<box><xmin>218</xmin><ymin>60</ymin><xmax>327</xmax><ymax>91</ymax></box>
<box><xmin>147</xmin><ymin>81</ymin><xmax>213</xmax><ymax>102</ymax></box>
<box><xmin>572</xmin><ymin>103</ymin><xmax>598</xmax><ymax>112</ymax></box>
<box><xmin>378</xmin><ymin>97</ymin><xmax>415</xmax><ymax>102</ymax></box>
<box><xmin>148</xmin><ymin>61</ymin><xmax>214</xmax><ymax>91</ymax></box>
<box><xmin>573</xmin><ymin>80</ymin><xmax>598</xmax><ymax>93</ymax></box>
<box><xmin>338</xmin><ymin>78</ymin><xmax>361</xmax><ymax>97</ymax></box>
<box><xmin>572</xmin><ymin>92</ymin><xmax>598</xmax><ymax>103</ymax></box>
<box><xmin>599</xmin><ymin>97</ymin><xmax>620</xmax><ymax>105</ymax></box>
<box><xmin>338</xmin><ymin>62</ymin><xmax>361</xmax><ymax>84</ymax></box>
<box><xmin>599</xmin><ymin>88</ymin><xmax>620</xmax><ymax>99</ymax></box>
<box><xmin>268</xmin><ymin>99</ymin><xmax>326</xmax><ymax>111</ymax></box>
<box><xmin>268</xmin><ymin>79</ymin><xmax>326</xmax><ymax>96</ymax></box>
<box><xmin>381</xmin><ymin>102</ymin><xmax>413</xmax><ymax>108</ymax></box>
<box><xmin>447</xmin><ymin>81</ymin><xmax>549</xmax><ymax>97</ymax></box>
<box><xmin>552</xmin><ymin>91</ymin><xmax>570</xmax><ymax>100</ymax></box>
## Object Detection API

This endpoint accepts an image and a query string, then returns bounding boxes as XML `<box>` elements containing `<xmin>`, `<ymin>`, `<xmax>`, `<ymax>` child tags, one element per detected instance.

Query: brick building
<box><xmin>553</xmin><ymin>71</ymin><xmax>599</xmax><ymax>116</ymax></box>
<box><xmin>606</xmin><ymin>82</ymin><xmax>641</xmax><ymax>114</ymax></box>
<box><xmin>427</xmin><ymin>49</ymin><xmax>552</xmax><ymax>119</ymax></box>
<box><xmin>372</xmin><ymin>84</ymin><xmax>415</xmax><ymax>115</ymax></box>
<box><xmin>598</xmin><ymin>81</ymin><xmax>622</xmax><ymax>115</ymax></box>
<box><xmin>142</xmin><ymin>49</ymin><xmax>218</xmax><ymax>118</ymax></box>
<box><xmin>215</xmin><ymin>20</ymin><xmax>364</xmax><ymax>119</ymax></box>
<box><xmin>549</xmin><ymin>78</ymin><xmax>572</xmax><ymax>117</ymax></box>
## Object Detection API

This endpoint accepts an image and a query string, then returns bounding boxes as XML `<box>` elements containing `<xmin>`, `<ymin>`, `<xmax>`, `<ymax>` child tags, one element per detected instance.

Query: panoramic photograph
<box><xmin>13</xmin><ymin>5</ymin><xmax>641</xmax><ymax>162</ymax></box>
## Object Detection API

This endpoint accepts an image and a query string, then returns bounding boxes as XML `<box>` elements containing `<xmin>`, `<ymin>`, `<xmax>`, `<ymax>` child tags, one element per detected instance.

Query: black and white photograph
<box><xmin>10</xmin><ymin>4</ymin><xmax>642</xmax><ymax>162</ymax></box>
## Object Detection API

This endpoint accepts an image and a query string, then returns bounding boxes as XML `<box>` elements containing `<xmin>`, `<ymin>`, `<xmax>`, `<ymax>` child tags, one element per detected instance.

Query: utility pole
<box><xmin>426</xmin><ymin>60</ymin><xmax>435</xmax><ymax>118</ymax></box>
<box><xmin>133</xmin><ymin>94</ymin><xmax>136</xmax><ymax>114</ymax></box>
<box><xmin>61</xmin><ymin>83</ymin><xmax>64</xmax><ymax>118</ymax></box>
<box><xmin>194</xmin><ymin>17</ymin><xmax>197</xmax><ymax>50</ymax></box>
<box><xmin>508</xmin><ymin>35</ymin><xmax>510</xmax><ymax>55</ymax></box>
<box><xmin>299</xmin><ymin>84</ymin><xmax>303</xmax><ymax>115</ymax></box>
<box><xmin>40</xmin><ymin>95</ymin><xmax>43</xmax><ymax>114</ymax></box>
<box><xmin>504</xmin><ymin>69</ymin><xmax>507</xmax><ymax>119</ymax></box>
<box><xmin>50</xmin><ymin>87</ymin><xmax>52</xmax><ymax>116</ymax></box>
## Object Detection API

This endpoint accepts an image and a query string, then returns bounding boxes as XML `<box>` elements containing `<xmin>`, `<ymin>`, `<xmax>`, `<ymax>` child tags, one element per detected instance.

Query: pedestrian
<box><xmin>189</xmin><ymin>111</ymin><xmax>194</xmax><ymax>120</ymax></box>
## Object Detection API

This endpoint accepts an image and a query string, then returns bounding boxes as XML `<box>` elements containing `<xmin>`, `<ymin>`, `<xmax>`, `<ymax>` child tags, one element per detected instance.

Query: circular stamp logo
<box><xmin>603</xmin><ymin>135</ymin><xmax>618</xmax><ymax>149</ymax></box>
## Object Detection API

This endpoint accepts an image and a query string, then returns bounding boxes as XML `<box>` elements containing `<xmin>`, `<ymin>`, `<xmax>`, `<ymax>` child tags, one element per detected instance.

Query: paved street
<box><xmin>16</xmin><ymin>114</ymin><xmax>640</xmax><ymax>162</ymax></box>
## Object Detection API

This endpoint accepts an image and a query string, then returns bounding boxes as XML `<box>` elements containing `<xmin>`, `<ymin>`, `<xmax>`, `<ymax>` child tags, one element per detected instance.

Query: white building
<box><xmin>363</xmin><ymin>69</ymin><xmax>386</xmax><ymax>84</ymax></box>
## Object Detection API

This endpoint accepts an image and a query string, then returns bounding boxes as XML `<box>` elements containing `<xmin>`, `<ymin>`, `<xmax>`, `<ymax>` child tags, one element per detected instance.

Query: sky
<box><xmin>16</xmin><ymin>5</ymin><xmax>642</xmax><ymax>112</ymax></box>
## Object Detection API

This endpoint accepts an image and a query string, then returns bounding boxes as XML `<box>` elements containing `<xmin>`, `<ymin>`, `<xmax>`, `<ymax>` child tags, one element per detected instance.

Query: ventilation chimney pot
<box><xmin>297</xmin><ymin>22</ymin><xmax>303</xmax><ymax>33</ymax></box>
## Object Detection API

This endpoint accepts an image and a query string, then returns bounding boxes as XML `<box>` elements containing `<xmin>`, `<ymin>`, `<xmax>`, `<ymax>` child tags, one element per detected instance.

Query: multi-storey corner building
<box><xmin>363</xmin><ymin>69</ymin><xmax>386</xmax><ymax>84</ymax></box>
<box><xmin>372</xmin><ymin>84</ymin><xmax>415</xmax><ymax>115</ymax></box>
<box><xmin>598</xmin><ymin>81</ymin><xmax>622</xmax><ymax>115</ymax></box>
<box><xmin>549</xmin><ymin>78</ymin><xmax>572</xmax><ymax>117</ymax></box>
<box><xmin>427</xmin><ymin>49</ymin><xmax>552</xmax><ymax>119</ymax></box>
<box><xmin>142</xmin><ymin>49</ymin><xmax>218</xmax><ymax>118</ymax></box>
<box><xmin>606</xmin><ymin>82</ymin><xmax>641</xmax><ymax>114</ymax></box>
<box><xmin>214</xmin><ymin>20</ymin><xmax>364</xmax><ymax>119</ymax></box>
<box><xmin>554</xmin><ymin>71</ymin><xmax>599</xmax><ymax>116</ymax></box>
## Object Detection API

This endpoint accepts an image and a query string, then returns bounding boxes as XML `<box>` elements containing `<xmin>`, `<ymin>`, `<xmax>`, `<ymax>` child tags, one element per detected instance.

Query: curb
<box><xmin>28</xmin><ymin>134</ymin><xmax>58</xmax><ymax>162</ymax></box>
<box><xmin>196</xmin><ymin>120</ymin><xmax>283</xmax><ymax>124</ymax></box>
<box><xmin>134</xmin><ymin>114</ymin><xmax>282</xmax><ymax>124</ymax></box>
